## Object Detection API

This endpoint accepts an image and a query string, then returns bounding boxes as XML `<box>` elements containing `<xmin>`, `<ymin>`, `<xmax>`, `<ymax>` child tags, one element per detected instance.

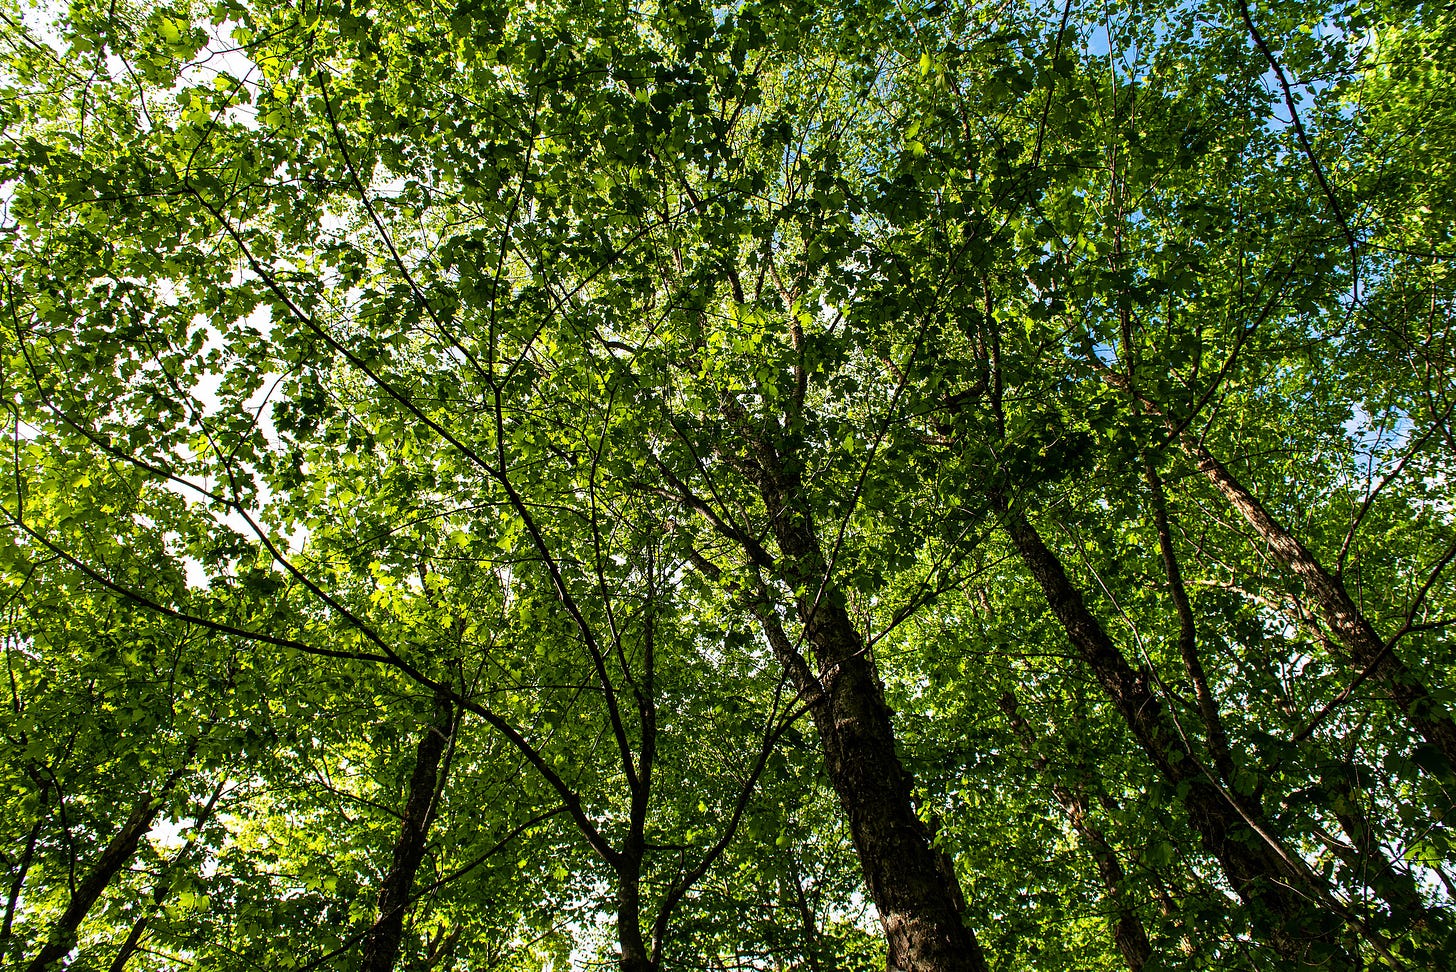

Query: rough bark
<box><xmin>1183</xmin><ymin>437</ymin><xmax>1456</xmax><ymax>770</ymax></box>
<box><xmin>26</xmin><ymin>793</ymin><xmax>164</xmax><ymax>972</ymax></box>
<box><xmin>999</xmin><ymin>692</ymin><xmax>1152</xmax><ymax>972</ymax></box>
<box><xmin>359</xmin><ymin>694</ymin><xmax>457</xmax><ymax>972</ymax></box>
<box><xmin>753</xmin><ymin>441</ymin><xmax>986</xmax><ymax>972</ymax></box>
<box><xmin>994</xmin><ymin>495</ymin><xmax>1354</xmax><ymax>968</ymax></box>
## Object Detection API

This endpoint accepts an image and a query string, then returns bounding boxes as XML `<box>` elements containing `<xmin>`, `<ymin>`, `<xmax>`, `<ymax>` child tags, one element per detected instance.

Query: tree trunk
<box><xmin>783</xmin><ymin>858</ymin><xmax>834</xmax><ymax>972</ymax></box>
<box><xmin>26</xmin><ymin>794</ymin><xmax>164</xmax><ymax>972</ymax></box>
<box><xmin>108</xmin><ymin>778</ymin><xmax>228</xmax><ymax>972</ymax></box>
<box><xmin>359</xmin><ymin>693</ymin><xmax>457</xmax><ymax>972</ymax></box>
<box><xmin>1326</xmin><ymin>769</ymin><xmax>1430</xmax><ymax>928</ymax></box>
<box><xmin>617</xmin><ymin>848</ymin><xmax>655</xmax><ymax>972</ymax></box>
<box><xmin>1183</xmin><ymin>437</ymin><xmax>1456</xmax><ymax>770</ymax></box>
<box><xmin>2</xmin><ymin>791</ymin><xmax>46</xmax><ymax>966</ymax></box>
<box><xmin>994</xmin><ymin>495</ymin><xmax>1354</xmax><ymax>969</ymax></box>
<box><xmin>106</xmin><ymin>906</ymin><xmax>150</xmax><ymax>972</ymax></box>
<box><xmin>1144</xmin><ymin>461</ymin><xmax>1235</xmax><ymax>783</ymax></box>
<box><xmin>755</xmin><ymin>446</ymin><xmax>986</xmax><ymax>972</ymax></box>
<box><xmin>3</xmin><ymin>813</ymin><xmax>44</xmax><ymax>947</ymax></box>
<box><xmin>999</xmin><ymin>691</ymin><xmax>1152</xmax><ymax>972</ymax></box>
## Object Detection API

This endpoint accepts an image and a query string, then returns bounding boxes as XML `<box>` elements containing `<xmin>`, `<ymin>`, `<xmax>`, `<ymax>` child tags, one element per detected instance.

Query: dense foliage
<box><xmin>2</xmin><ymin>0</ymin><xmax>1454</xmax><ymax>968</ymax></box>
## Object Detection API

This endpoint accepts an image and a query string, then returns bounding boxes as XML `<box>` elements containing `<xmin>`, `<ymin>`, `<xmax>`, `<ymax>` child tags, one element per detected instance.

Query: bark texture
<box><xmin>753</xmin><ymin>441</ymin><xmax>986</xmax><ymax>972</ymax></box>
<box><xmin>360</xmin><ymin>694</ymin><xmax>457</xmax><ymax>972</ymax></box>
<box><xmin>617</xmin><ymin>851</ymin><xmax>654</xmax><ymax>972</ymax></box>
<box><xmin>995</xmin><ymin>495</ymin><xmax>1355</xmax><ymax>969</ymax></box>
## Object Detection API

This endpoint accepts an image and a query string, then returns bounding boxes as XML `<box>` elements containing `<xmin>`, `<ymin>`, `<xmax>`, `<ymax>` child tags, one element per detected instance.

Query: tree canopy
<box><xmin>2</xmin><ymin>0</ymin><xmax>1454</xmax><ymax>968</ymax></box>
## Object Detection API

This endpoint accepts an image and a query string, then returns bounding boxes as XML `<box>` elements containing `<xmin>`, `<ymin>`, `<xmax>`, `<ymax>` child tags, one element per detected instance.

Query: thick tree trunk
<box><xmin>994</xmin><ymin>496</ymin><xmax>1354</xmax><ymax>968</ymax></box>
<box><xmin>1183</xmin><ymin>438</ymin><xmax>1456</xmax><ymax>769</ymax></box>
<box><xmin>999</xmin><ymin>692</ymin><xmax>1152</xmax><ymax>972</ymax></box>
<box><xmin>617</xmin><ymin>852</ymin><xmax>655</xmax><ymax>972</ymax></box>
<box><xmin>359</xmin><ymin>694</ymin><xmax>457</xmax><ymax>972</ymax></box>
<box><xmin>26</xmin><ymin>794</ymin><xmax>164</xmax><ymax>972</ymax></box>
<box><xmin>755</xmin><ymin>450</ymin><xmax>986</xmax><ymax>972</ymax></box>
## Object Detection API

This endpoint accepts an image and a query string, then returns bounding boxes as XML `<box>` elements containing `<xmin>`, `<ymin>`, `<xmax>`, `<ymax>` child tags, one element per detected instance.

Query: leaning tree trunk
<box><xmin>26</xmin><ymin>793</ymin><xmax>166</xmax><ymax>972</ymax></box>
<box><xmin>359</xmin><ymin>693</ymin><xmax>458</xmax><ymax>972</ymax></box>
<box><xmin>753</xmin><ymin>443</ymin><xmax>986</xmax><ymax>972</ymax></box>
<box><xmin>1326</xmin><ymin>767</ymin><xmax>1432</xmax><ymax>930</ymax></box>
<box><xmin>2</xmin><ymin>780</ymin><xmax>48</xmax><ymax>951</ymax></box>
<box><xmin>994</xmin><ymin>494</ymin><xmax>1356</xmax><ymax>969</ymax></box>
<box><xmin>108</xmin><ymin>777</ymin><xmax>228</xmax><ymax>972</ymax></box>
<box><xmin>1182</xmin><ymin>436</ymin><xmax>1456</xmax><ymax>770</ymax></box>
<box><xmin>1143</xmin><ymin>460</ymin><xmax>1236</xmax><ymax>782</ymax></box>
<box><xmin>1107</xmin><ymin>366</ymin><xmax>1456</xmax><ymax>772</ymax></box>
<box><xmin>783</xmin><ymin>857</ymin><xmax>835</xmax><ymax>972</ymax></box>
